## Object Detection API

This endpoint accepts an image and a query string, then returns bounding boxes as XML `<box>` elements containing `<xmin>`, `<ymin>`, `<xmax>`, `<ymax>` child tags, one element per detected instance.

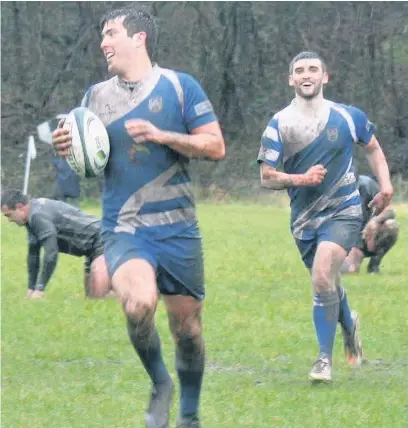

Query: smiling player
<box><xmin>258</xmin><ymin>51</ymin><xmax>393</xmax><ymax>382</ymax></box>
<box><xmin>52</xmin><ymin>6</ymin><xmax>225</xmax><ymax>428</ymax></box>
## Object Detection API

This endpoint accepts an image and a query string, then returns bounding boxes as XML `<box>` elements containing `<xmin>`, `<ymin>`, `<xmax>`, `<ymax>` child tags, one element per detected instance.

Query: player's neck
<box><xmin>119</xmin><ymin>56</ymin><xmax>154</xmax><ymax>83</ymax></box>
<box><xmin>294</xmin><ymin>93</ymin><xmax>326</xmax><ymax>116</ymax></box>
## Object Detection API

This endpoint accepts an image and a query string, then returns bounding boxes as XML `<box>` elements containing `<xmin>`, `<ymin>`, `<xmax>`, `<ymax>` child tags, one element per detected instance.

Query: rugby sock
<box><xmin>127</xmin><ymin>320</ymin><xmax>171</xmax><ymax>386</ymax></box>
<box><xmin>337</xmin><ymin>285</ymin><xmax>354</xmax><ymax>333</ymax></box>
<box><xmin>313</xmin><ymin>291</ymin><xmax>340</xmax><ymax>358</ymax></box>
<box><xmin>177</xmin><ymin>341</ymin><xmax>205</xmax><ymax>417</ymax></box>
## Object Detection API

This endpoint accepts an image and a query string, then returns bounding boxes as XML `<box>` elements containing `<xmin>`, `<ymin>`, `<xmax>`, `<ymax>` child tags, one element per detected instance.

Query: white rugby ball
<box><xmin>63</xmin><ymin>107</ymin><xmax>110</xmax><ymax>177</ymax></box>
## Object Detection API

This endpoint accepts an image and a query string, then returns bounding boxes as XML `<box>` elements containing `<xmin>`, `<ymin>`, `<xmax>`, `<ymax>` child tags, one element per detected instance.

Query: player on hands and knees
<box><xmin>341</xmin><ymin>174</ymin><xmax>399</xmax><ymax>275</ymax></box>
<box><xmin>52</xmin><ymin>6</ymin><xmax>225</xmax><ymax>428</ymax></box>
<box><xmin>258</xmin><ymin>51</ymin><xmax>393</xmax><ymax>382</ymax></box>
<box><xmin>1</xmin><ymin>189</ymin><xmax>111</xmax><ymax>299</ymax></box>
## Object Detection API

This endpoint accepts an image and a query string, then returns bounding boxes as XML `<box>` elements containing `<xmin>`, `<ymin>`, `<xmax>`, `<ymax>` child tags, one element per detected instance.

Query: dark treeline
<box><xmin>2</xmin><ymin>2</ymin><xmax>408</xmax><ymax>197</ymax></box>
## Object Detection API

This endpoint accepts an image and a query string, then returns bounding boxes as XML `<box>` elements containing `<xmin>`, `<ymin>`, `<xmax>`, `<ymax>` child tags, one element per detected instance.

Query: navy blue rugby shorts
<box><xmin>295</xmin><ymin>216</ymin><xmax>362</xmax><ymax>269</ymax></box>
<box><xmin>103</xmin><ymin>231</ymin><xmax>205</xmax><ymax>300</ymax></box>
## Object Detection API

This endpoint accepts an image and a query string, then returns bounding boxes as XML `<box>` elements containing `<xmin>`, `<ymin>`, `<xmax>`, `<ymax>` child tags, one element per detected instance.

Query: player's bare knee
<box><xmin>312</xmin><ymin>269</ymin><xmax>336</xmax><ymax>293</ymax></box>
<box><xmin>124</xmin><ymin>294</ymin><xmax>157</xmax><ymax>323</ymax></box>
<box><xmin>347</xmin><ymin>263</ymin><xmax>360</xmax><ymax>274</ymax></box>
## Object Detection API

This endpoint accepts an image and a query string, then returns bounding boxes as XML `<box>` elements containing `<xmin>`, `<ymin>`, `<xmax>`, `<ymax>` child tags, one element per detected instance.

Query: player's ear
<box><xmin>133</xmin><ymin>31</ymin><xmax>147</xmax><ymax>49</ymax></box>
<box><xmin>289</xmin><ymin>74</ymin><xmax>294</xmax><ymax>87</ymax></box>
<box><xmin>323</xmin><ymin>72</ymin><xmax>329</xmax><ymax>84</ymax></box>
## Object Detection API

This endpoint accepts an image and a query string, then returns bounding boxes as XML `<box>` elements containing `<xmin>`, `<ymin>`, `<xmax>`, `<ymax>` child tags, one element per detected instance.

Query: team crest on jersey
<box><xmin>327</xmin><ymin>128</ymin><xmax>338</xmax><ymax>142</ymax></box>
<box><xmin>148</xmin><ymin>97</ymin><xmax>163</xmax><ymax>113</ymax></box>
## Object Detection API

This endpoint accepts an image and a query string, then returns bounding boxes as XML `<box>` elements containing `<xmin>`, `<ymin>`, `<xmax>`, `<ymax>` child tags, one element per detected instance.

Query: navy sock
<box><xmin>313</xmin><ymin>291</ymin><xmax>340</xmax><ymax>358</ymax></box>
<box><xmin>337</xmin><ymin>285</ymin><xmax>354</xmax><ymax>333</ymax></box>
<box><xmin>177</xmin><ymin>343</ymin><xmax>205</xmax><ymax>417</ymax></box>
<box><xmin>127</xmin><ymin>320</ymin><xmax>171</xmax><ymax>386</ymax></box>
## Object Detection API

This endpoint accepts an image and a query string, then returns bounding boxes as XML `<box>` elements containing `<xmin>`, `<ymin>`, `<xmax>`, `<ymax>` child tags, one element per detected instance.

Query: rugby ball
<box><xmin>63</xmin><ymin>107</ymin><xmax>110</xmax><ymax>177</ymax></box>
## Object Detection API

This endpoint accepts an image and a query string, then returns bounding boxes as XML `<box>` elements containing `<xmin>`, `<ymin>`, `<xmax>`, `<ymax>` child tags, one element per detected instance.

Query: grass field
<box><xmin>2</xmin><ymin>202</ymin><xmax>408</xmax><ymax>427</ymax></box>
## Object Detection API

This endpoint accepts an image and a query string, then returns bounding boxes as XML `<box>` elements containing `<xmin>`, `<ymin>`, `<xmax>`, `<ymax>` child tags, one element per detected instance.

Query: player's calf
<box><xmin>166</xmin><ymin>296</ymin><xmax>205</xmax><ymax>423</ymax></box>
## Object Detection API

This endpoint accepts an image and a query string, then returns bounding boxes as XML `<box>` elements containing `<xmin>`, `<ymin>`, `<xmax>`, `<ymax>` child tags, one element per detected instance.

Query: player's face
<box><xmin>100</xmin><ymin>17</ymin><xmax>146</xmax><ymax>75</ymax></box>
<box><xmin>1</xmin><ymin>205</ymin><xmax>27</xmax><ymax>226</ymax></box>
<box><xmin>289</xmin><ymin>59</ymin><xmax>328</xmax><ymax>99</ymax></box>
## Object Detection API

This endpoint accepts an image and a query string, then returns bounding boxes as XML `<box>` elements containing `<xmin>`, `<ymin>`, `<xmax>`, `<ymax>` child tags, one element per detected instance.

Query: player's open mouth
<box><xmin>106</xmin><ymin>53</ymin><xmax>114</xmax><ymax>60</ymax></box>
<box><xmin>301</xmin><ymin>82</ymin><xmax>313</xmax><ymax>87</ymax></box>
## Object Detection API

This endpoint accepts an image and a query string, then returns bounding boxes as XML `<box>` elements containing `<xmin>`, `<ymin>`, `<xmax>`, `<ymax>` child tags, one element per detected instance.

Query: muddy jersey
<box><xmin>81</xmin><ymin>65</ymin><xmax>217</xmax><ymax>239</ymax></box>
<box><xmin>26</xmin><ymin>198</ymin><xmax>100</xmax><ymax>255</ymax></box>
<box><xmin>258</xmin><ymin>99</ymin><xmax>375</xmax><ymax>240</ymax></box>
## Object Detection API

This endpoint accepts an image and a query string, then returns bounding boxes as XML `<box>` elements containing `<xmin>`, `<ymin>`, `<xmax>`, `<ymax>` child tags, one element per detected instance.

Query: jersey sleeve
<box><xmin>348</xmin><ymin>106</ymin><xmax>376</xmax><ymax>146</ymax></box>
<box><xmin>29</xmin><ymin>213</ymin><xmax>56</xmax><ymax>242</ymax></box>
<box><xmin>257</xmin><ymin>117</ymin><xmax>283</xmax><ymax>168</ymax></box>
<box><xmin>180</xmin><ymin>74</ymin><xmax>217</xmax><ymax>132</ymax></box>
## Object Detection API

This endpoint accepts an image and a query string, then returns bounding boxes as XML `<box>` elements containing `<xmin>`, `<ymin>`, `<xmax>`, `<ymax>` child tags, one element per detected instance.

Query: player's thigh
<box><xmin>157</xmin><ymin>236</ymin><xmax>205</xmax><ymax>301</ymax></box>
<box><xmin>312</xmin><ymin>241</ymin><xmax>347</xmax><ymax>292</ymax></box>
<box><xmin>312</xmin><ymin>217</ymin><xmax>362</xmax><ymax>291</ymax></box>
<box><xmin>104</xmin><ymin>233</ymin><xmax>159</xmax><ymax>311</ymax></box>
<box><xmin>343</xmin><ymin>247</ymin><xmax>365</xmax><ymax>273</ymax></box>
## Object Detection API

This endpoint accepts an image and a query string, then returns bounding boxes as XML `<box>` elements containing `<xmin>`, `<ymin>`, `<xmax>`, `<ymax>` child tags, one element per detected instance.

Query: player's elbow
<box><xmin>210</xmin><ymin>139</ymin><xmax>226</xmax><ymax>160</ymax></box>
<box><xmin>260</xmin><ymin>169</ymin><xmax>282</xmax><ymax>190</ymax></box>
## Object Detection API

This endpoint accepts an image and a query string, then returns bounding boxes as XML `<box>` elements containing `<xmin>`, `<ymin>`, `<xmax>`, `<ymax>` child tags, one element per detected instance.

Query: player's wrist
<box><xmin>157</xmin><ymin>130</ymin><xmax>172</xmax><ymax>145</ymax></box>
<box><xmin>298</xmin><ymin>174</ymin><xmax>310</xmax><ymax>186</ymax></box>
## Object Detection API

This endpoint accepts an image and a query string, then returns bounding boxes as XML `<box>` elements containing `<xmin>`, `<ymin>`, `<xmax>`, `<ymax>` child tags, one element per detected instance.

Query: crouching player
<box><xmin>1</xmin><ymin>189</ymin><xmax>111</xmax><ymax>299</ymax></box>
<box><xmin>342</xmin><ymin>175</ymin><xmax>399</xmax><ymax>274</ymax></box>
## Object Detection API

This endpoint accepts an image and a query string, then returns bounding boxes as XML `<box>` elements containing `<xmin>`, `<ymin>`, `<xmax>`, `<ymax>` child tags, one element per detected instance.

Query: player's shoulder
<box><xmin>159</xmin><ymin>67</ymin><xmax>201</xmax><ymax>90</ymax></box>
<box><xmin>329</xmin><ymin>100</ymin><xmax>368</xmax><ymax>119</ymax></box>
<box><xmin>85</xmin><ymin>76</ymin><xmax>117</xmax><ymax>99</ymax></box>
<box><xmin>29</xmin><ymin>198</ymin><xmax>54</xmax><ymax>222</ymax></box>
<box><xmin>268</xmin><ymin>102</ymin><xmax>294</xmax><ymax>124</ymax></box>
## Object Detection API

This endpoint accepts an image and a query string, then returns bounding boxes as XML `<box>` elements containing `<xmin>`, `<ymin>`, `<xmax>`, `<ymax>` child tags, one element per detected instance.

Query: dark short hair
<box><xmin>289</xmin><ymin>51</ymin><xmax>327</xmax><ymax>74</ymax></box>
<box><xmin>100</xmin><ymin>5</ymin><xmax>157</xmax><ymax>57</ymax></box>
<box><xmin>1</xmin><ymin>189</ymin><xmax>28</xmax><ymax>209</ymax></box>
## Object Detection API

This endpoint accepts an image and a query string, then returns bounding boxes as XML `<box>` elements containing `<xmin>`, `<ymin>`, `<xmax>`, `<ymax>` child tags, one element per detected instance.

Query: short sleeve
<box><xmin>29</xmin><ymin>214</ymin><xmax>56</xmax><ymax>242</ymax></box>
<box><xmin>348</xmin><ymin>106</ymin><xmax>376</xmax><ymax>146</ymax></box>
<box><xmin>257</xmin><ymin>117</ymin><xmax>283</xmax><ymax>168</ymax></box>
<box><xmin>180</xmin><ymin>74</ymin><xmax>217</xmax><ymax>132</ymax></box>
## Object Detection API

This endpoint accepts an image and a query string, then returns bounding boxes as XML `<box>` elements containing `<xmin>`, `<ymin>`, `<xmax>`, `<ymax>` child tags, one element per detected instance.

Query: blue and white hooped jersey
<box><xmin>258</xmin><ymin>99</ymin><xmax>376</xmax><ymax>240</ymax></box>
<box><xmin>82</xmin><ymin>65</ymin><xmax>217</xmax><ymax>239</ymax></box>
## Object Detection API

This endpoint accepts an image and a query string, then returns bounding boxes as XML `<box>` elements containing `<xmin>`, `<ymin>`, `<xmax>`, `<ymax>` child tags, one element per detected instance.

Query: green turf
<box><xmin>2</xmin><ymin>202</ymin><xmax>408</xmax><ymax>427</ymax></box>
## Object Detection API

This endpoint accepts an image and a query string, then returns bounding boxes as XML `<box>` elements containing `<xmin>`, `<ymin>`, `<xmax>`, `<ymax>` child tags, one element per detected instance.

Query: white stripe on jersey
<box><xmin>329</xmin><ymin>102</ymin><xmax>357</xmax><ymax>143</ymax></box>
<box><xmin>263</xmin><ymin>126</ymin><xmax>279</xmax><ymax>142</ymax></box>
<box><xmin>160</xmin><ymin>68</ymin><xmax>184</xmax><ymax>114</ymax></box>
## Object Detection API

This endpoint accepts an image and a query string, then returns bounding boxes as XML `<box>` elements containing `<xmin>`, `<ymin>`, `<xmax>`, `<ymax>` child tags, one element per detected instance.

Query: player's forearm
<box><xmin>161</xmin><ymin>131</ymin><xmax>225</xmax><ymax>160</ymax></box>
<box><xmin>365</xmin><ymin>144</ymin><xmax>392</xmax><ymax>192</ymax></box>
<box><xmin>27</xmin><ymin>247</ymin><xmax>40</xmax><ymax>290</ymax></box>
<box><xmin>373</xmin><ymin>207</ymin><xmax>396</xmax><ymax>224</ymax></box>
<box><xmin>36</xmin><ymin>239</ymin><xmax>59</xmax><ymax>291</ymax></box>
<box><xmin>260</xmin><ymin>169</ymin><xmax>308</xmax><ymax>190</ymax></box>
